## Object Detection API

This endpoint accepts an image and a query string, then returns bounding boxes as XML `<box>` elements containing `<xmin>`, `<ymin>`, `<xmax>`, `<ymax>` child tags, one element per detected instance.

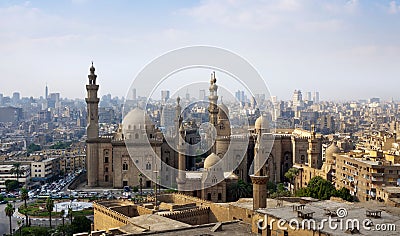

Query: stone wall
<box><xmin>162</xmin><ymin>207</ymin><xmax>210</xmax><ymax>225</ymax></box>
<box><xmin>93</xmin><ymin>201</ymin><xmax>131</xmax><ymax>231</ymax></box>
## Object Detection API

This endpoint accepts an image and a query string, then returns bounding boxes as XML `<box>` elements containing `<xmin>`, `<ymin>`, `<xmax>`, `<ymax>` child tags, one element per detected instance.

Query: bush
<box><xmin>5</xmin><ymin>180</ymin><xmax>19</xmax><ymax>192</ymax></box>
<box><xmin>21</xmin><ymin>226</ymin><xmax>51</xmax><ymax>236</ymax></box>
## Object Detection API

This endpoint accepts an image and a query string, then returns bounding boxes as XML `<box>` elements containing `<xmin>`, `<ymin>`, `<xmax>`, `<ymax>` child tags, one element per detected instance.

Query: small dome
<box><xmin>255</xmin><ymin>115</ymin><xmax>268</xmax><ymax>130</ymax></box>
<box><xmin>226</xmin><ymin>172</ymin><xmax>238</xmax><ymax>180</ymax></box>
<box><xmin>218</xmin><ymin>103</ymin><xmax>229</xmax><ymax>119</ymax></box>
<box><xmin>122</xmin><ymin>108</ymin><xmax>152</xmax><ymax>128</ymax></box>
<box><xmin>204</xmin><ymin>153</ymin><xmax>220</xmax><ymax>169</ymax></box>
<box><xmin>326</xmin><ymin>142</ymin><xmax>340</xmax><ymax>157</ymax></box>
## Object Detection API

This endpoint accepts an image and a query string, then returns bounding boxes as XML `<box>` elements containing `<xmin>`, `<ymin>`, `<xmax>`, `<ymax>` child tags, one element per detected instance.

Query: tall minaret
<box><xmin>86</xmin><ymin>62</ymin><xmax>100</xmax><ymax>187</ymax></box>
<box><xmin>208</xmin><ymin>72</ymin><xmax>219</xmax><ymax>153</ymax></box>
<box><xmin>174</xmin><ymin>96</ymin><xmax>183</xmax><ymax>140</ymax></box>
<box><xmin>176</xmin><ymin>123</ymin><xmax>186</xmax><ymax>193</ymax></box>
<box><xmin>307</xmin><ymin>124</ymin><xmax>321</xmax><ymax>168</ymax></box>
<box><xmin>86</xmin><ymin>62</ymin><xmax>99</xmax><ymax>139</ymax></box>
<box><xmin>251</xmin><ymin>115</ymin><xmax>269</xmax><ymax>210</ymax></box>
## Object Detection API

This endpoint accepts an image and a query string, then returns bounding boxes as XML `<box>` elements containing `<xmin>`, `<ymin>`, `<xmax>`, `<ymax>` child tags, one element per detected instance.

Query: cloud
<box><xmin>389</xmin><ymin>1</ymin><xmax>400</xmax><ymax>14</ymax></box>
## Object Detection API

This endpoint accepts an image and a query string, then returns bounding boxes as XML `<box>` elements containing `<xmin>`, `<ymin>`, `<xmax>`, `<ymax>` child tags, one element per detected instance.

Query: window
<box><xmin>105</xmin><ymin>167</ymin><xmax>108</xmax><ymax>173</ymax></box>
<box><xmin>123</xmin><ymin>181</ymin><xmax>128</xmax><ymax>186</ymax></box>
<box><xmin>105</xmin><ymin>175</ymin><xmax>109</xmax><ymax>182</ymax></box>
<box><xmin>218</xmin><ymin>193</ymin><xmax>222</xmax><ymax>201</ymax></box>
<box><xmin>104</xmin><ymin>156</ymin><xmax>109</xmax><ymax>163</ymax></box>
<box><xmin>146</xmin><ymin>162</ymin><xmax>151</xmax><ymax>170</ymax></box>
<box><xmin>207</xmin><ymin>193</ymin><xmax>212</xmax><ymax>201</ymax></box>
<box><xmin>123</xmin><ymin>163</ymin><xmax>128</xmax><ymax>171</ymax></box>
<box><xmin>135</xmin><ymin>133</ymin><xmax>139</xmax><ymax>139</ymax></box>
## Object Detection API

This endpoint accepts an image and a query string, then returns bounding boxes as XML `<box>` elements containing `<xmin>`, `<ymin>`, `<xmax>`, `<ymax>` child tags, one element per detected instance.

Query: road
<box><xmin>0</xmin><ymin>200</ymin><xmax>24</xmax><ymax>236</ymax></box>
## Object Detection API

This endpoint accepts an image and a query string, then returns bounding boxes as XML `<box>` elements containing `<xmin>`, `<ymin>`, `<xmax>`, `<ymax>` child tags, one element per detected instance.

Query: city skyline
<box><xmin>0</xmin><ymin>0</ymin><xmax>400</xmax><ymax>100</ymax></box>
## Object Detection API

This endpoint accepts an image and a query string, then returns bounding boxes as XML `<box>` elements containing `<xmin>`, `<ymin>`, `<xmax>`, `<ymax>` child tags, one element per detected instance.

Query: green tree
<box><xmin>71</xmin><ymin>215</ymin><xmax>91</xmax><ymax>234</ymax></box>
<box><xmin>60</xmin><ymin>209</ymin><xmax>65</xmax><ymax>236</ymax></box>
<box><xmin>20</xmin><ymin>187</ymin><xmax>29</xmax><ymax>226</ymax></box>
<box><xmin>284</xmin><ymin>167</ymin><xmax>299</xmax><ymax>192</ymax></box>
<box><xmin>228</xmin><ymin>179</ymin><xmax>252</xmax><ymax>200</ymax></box>
<box><xmin>27</xmin><ymin>143</ymin><xmax>41</xmax><ymax>154</ymax></box>
<box><xmin>5</xmin><ymin>180</ymin><xmax>19</xmax><ymax>192</ymax></box>
<box><xmin>46</xmin><ymin>197</ymin><xmax>54</xmax><ymax>228</ymax></box>
<box><xmin>11</xmin><ymin>163</ymin><xmax>25</xmax><ymax>185</ymax></box>
<box><xmin>294</xmin><ymin>176</ymin><xmax>337</xmax><ymax>200</ymax></box>
<box><xmin>335</xmin><ymin>187</ymin><xmax>354</xmax><ymax>202</ymax></box>
<box><xmin>21</xmin><ymin>226</ymin><xmax>51</xmax><ymax>236</ymax></box>
<box><xmin>5</xmin><ymin>203</ymin><xmax>15</xmax><ymax>235</ymax></box>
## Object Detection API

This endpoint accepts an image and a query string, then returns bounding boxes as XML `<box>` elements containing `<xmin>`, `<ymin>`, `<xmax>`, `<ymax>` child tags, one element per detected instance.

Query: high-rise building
<box><xmin>132</xmin><ymin>88</ymin><xmax>136</xmax><ymax>100</ymax></box>
<box><xmin>12</xmin><ymin>92</ymin><xmax>20</xmax><ymax>104</ymax></box>
<box><xmin>306</xmin><ymin>92</ymin><xmax>312</xmax><ymax>101</ymax></box>
<box><xmin>161</xmin><ymin>90</ymin><xmax>170</xmax><ymax>103</ymax></box>
<box><xmin>292</xmin><ymin>90</ymin><xmax>303</xmax><ymax>107</ymax></box>
<box><xmin>45</xmin><ymin>83</ymin><xmax>48</xmax><ymax>100</ymax></box>
<box><xmin>199</xmin><ymin>89</ymin><xmax>206</xmax><ymax>100</ymax></box>
<box><xmin>313</xmin><ymin>91</ymin><xmax>319</xmax><ymax>104</ymax></box>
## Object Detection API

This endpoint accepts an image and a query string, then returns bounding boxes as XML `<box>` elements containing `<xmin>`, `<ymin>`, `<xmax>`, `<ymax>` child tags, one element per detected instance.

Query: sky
<box><xmin>0</xmin><ymin>0</ymin><xmax>399</xmax><ymax>101</ymax></box>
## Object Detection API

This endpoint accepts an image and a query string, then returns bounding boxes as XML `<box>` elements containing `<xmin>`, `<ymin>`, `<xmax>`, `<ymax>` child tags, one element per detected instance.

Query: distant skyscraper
<box><xmin>313</xmin><ymin>91</ymin><xmax>319</xmax><ymax>104</ymax></box>
<box><xmin>185</xmin><ymin>90</ymin><xmax>190</xmax><ymax>100</ymax></box>
<box><xmin>292</xmin><ymin>90</ymin><xmax>303</xmax><ymax>107</ymax></box>
<box><xmin>132</xmin><ymin>88</ymin><xmax>137</xmax><ymax>100</ymax></box>
<box><xmin>307</xmin><ymin>92</ymin><xmax>312</xmax><ymax>101</ymax></box>
<box><xmin>161</xmin><ymin>90</ymin><xmax>170</xmax><ymax>103</ymax></box>
<box><xmin>199</xmin><ymin>89</ymin><xmax>206</xmax><ymax>100</ymax></box>
<box><xmin>12</xmin><ymin>92</ymin><xmax>20</xmax><ymax>104</ymax></box>
<box><xmin>45</xmin><ymin>83</ymin><xmax>48</xmax><ymax>100</ymax></box>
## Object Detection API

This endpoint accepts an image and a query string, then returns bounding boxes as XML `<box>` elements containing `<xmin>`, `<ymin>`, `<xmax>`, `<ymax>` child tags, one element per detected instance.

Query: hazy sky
<box><xmin>1</xmin><ymin>0</ymin><xmax>399</xmax><ymax>101</ymax></box>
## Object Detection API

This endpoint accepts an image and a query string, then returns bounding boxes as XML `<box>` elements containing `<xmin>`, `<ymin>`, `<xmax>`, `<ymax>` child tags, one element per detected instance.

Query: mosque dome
<box><xmin>326</xmin><ymin>142</ymin><xmax>340</xmax><ymax>157</ymax></box>
<box><xmin>122</xmin><ymin>108</ymin><xmax>152</xmax><ymax>129</ymax></box>
<box><xmin>218</xmin><ymin>103</ymin><xmax>229</xmax><ymax>119</ymax></box>
<box><xmin>204</xmin><ymin>153</ymin><xmax>220</xmax><ymax>169</ymax></box>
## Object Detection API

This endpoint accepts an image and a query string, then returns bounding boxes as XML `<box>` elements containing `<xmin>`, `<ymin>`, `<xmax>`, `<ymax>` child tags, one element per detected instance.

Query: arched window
<box><xmin>207</xmin><ymin>193</ymin><xmax>212</xmax><ymax>201</ymax></box>
<box><xmin>123</xmin><ymin>163</ymin><xmax>128</xmax><ymax>171</ymax></box>
<box><xmin>146</xmin><ymin>162</ymin><xmax>151</xmax><ymax>170</ymax></box>
<box><xmin>135</xmin><ymin>133</ymin><xmax>139</xmax><ymax>139</ymax></box>
<box><xmin>105</xmin><ymin>175</ymin><xmax>109</xmax><ymax>182</ymax></box>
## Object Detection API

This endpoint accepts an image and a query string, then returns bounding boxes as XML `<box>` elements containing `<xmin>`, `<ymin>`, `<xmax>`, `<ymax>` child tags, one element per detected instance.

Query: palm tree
<box><xmin>284</xmin><ymin>167</ymin><xmax>299</xmax><ymax>193</ymax></box>
<box><xmin>228</xmin><ymin>180</ymin><xmax>252</xmax><ymax>200</ymax></box>
<box><xmin>139</xmin><ymin>173</ymin><xmax>143</xmax><ymax>196</ymax></box>
<box><xmin>5</xmin><ymin>203</ymin><xmax>15</xmax><ymax>235</ymax></box>
<box><xmin>60</xmin><ymin>209</ymin><xmax>65</xmax><ymax>236</ymax></box>
<box><xmin>20</xmin><ymin>187</ymin><xmax>29</xmax><ymax>226</ymax></box>
<box><xmin>46</xmin><ymin>197</ymin><xmax>54</xmax><ymax>228</ymax></box>
<box><xmin>11</xmin><ymin>163</ymin><xmax>25</xmax><ymax>185</ymax></box>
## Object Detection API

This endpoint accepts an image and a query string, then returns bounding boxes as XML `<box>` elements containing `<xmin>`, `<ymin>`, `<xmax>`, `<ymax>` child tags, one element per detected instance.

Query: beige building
<box><xmin>0</xmin><ymin>164</ymin><xmax>30</xmax><ymax>190</ymax></box>
<box><xmin>30</xmin><ymin>157</ymin><xmax>60</xmax><ymax>183</ymax></box>
<box><xmin>334</xmin><ymin>150</ymin><xmax>400</xmax><ymax>202</ymax></box>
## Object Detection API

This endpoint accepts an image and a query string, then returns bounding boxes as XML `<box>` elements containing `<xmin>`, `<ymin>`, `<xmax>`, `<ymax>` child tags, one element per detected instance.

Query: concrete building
<box><xmin>0</xmin><ymin>164</ymin><xmax>30</xmax><ymax>190</ymax></box>
<box><xmin>30</xmin><ymin>157</ymin><xmax>60</xmax><ymax>183</ymax></box>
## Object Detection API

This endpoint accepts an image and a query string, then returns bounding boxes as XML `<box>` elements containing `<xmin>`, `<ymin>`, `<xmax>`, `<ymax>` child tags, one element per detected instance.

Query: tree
<box><xmin>228</xmin><ymin>180</ymin><xmax>252</xmax><ymax>200</ymax></box>
<box><xmin>71</xmin><ymin>215</ymin><xmax>92</xmax><ymax>234</ymax></box>
<box><xmin>335</xmin><ymin>187</ymin><xmax>354</xmax><ymax>202</ymax></box>
<box><xmin>60</xmin><ymin>209</ymin><xmax>65</xmax><ymax>236</ymax></box>
<box><xmin>294</xmin><ymin>176</ymin><xmax>337</xmax><ymax>200</ymax></box>
<box><xmin>5</xmin><ymin>180</ymin><xmax>19</xmax><ymax>192</ymax></box>
<box><xmin>11</xmin><ymin>163</ymin><xmax>25</xmax><ymax>186</ymax></box>
<box><xmin>284</xmin><ymin>167</ymin><xmax>299</xmax><ymax>192</ymax></box>
<box><xmin>5</xmin><ymin>203</ymin><xmax>15</xmax><ymax>235</ymax></box>
<box><xmin>46</xmin><ymin>197</ymin><xmax>54</xmax><ymax>228</ymax></box>
<box><xmin>20</xmin><ymin>187</ymin><xmax>29</xmax><ymax>226</ymax></box>
<box><xmin>27</xmin><ymin>143</ymin><xmax>41</xmax><ymax>154</ymax></box>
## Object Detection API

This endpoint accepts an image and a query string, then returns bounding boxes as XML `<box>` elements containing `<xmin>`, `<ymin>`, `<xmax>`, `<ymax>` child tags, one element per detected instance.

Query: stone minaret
<box><xmin>307</xmin><ymin>124</ymin><xmax>321</xmax><ymax>169</ymax></box>
<box><xmin>86</xmin><ymin>62</ymin><xmax>99</xmax><ymax>139</ymax></box>
<box><xmin>86</xmin><ymin>62</ymin><xmax>100</xmax><ymax>187</ymax></box>
<box><xmin>251</xmin><ymin>118</ymin><xmax>269</xmax><ymax>210</ymax></box>
<box><xmin>208</xmin><ymin>72</ymin><xmax>219</xmax><ymax>153</ymax></box>
<box><xmin>176</xmin><ymin>123</ymin><xmax>186</xmax><ymax>192</ymax></box>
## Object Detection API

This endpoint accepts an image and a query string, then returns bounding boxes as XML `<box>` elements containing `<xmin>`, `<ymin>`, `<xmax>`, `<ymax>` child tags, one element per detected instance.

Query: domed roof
<box><xmin>204</xmin><ymin>153</ymin><xmax>220</xmax><ymax>169</ymax></box>
<box><xmin>326</xmin><ymin>142</ymin><xmax>340</xmax><ymax>157</ymax></box>
<box><xmin>122</xmin><ymin>108</ymin><xmax>152</xmax><ymax>129</ymax></box>
<box><xmin>255</xmin><ymin>115</ymin><xmax>269</xmax><ymax>130</ymax></box>
<box><xmin>218</xmin><ymin>103</ymin><xmax>229</xmax><ymax>119</ymax></box>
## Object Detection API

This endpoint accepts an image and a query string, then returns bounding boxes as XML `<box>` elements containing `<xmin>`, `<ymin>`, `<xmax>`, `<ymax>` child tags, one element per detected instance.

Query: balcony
<box><xmin>371</xmin><ymin>172</ymin><xmax>384</xmax><ymax>177</ymax></box>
